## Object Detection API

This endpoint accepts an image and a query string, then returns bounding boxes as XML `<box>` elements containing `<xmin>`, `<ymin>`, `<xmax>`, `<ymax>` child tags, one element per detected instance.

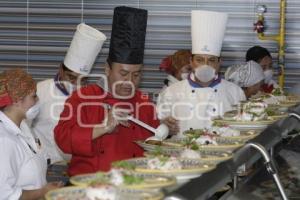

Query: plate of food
<box><xmin>214</xmin><ymin>101</ymin><xmax>278</xmax><ymax>130</ymax></box>
<box><xmin>213</xmin><ymin>117</ymin><xmax>276</xmax><ymax>131</ymax></box>
<box><xmin>45</xmin><ymin>185</ymin><xmax>164</xmax><ymax>200</ymax></box>
<box><xmin>167</xmin><ymin>137</ymin><xmax>244</xmax><ymax>152</ymax></box>
<box><xmin>136</xmin><ymin>135</ymin><xmax>244</xmax><ymax>152</ymax></box>
<box><xmin>250</xmin><ymin>88</ymin><xmax>300</xmax><ymax>107</ymax></box>
<box><xmin>223</xmin><ymin>107</ymin><xmax>287</xmax><ymax>121</ymax></box>
<box><xmin>183</xmin><ymin>125</ymin><xmax>259</xmax><ymax>142</ymax></box>
<box><xmin>144</xmin><ymin>147</ymin><xmax>232</xmax><ymax>164</ymax></box>
<box><xmin>113</xmin><ymin>157</ymin><xmax>215</xmax><ymax>180</ymax></box>
<box><xmin>70</xmin><ymin>169</ymin><xmax>176</xmax><ymax>189</ymax></box>
<box><xmin>279</xmin><ymin>95</ymin><xmax>300</xmax><ymax>107</ymax></box>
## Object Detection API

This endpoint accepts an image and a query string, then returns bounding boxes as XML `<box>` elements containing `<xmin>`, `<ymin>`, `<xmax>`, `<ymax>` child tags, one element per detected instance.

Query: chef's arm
<box><xmin>21</xmin><ymin>182</ymin><xmax>63</xmax><ymax>200</ymax></box>
<box><xmin>20</xmin><ymin>189</ymin><xmax>45</xmax><ymax>200</ymax></box>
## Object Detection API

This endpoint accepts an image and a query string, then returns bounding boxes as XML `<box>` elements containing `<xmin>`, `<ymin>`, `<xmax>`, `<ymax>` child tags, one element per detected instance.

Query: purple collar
<box><xmin>187</xmin><ymin>73</ymin><xmax>221</xmax><ymax>88</ymax></box>
<box><xmin>54</xmin><ymin>74</ymin><xmax>70</xmax><ymax>96</ymax></box>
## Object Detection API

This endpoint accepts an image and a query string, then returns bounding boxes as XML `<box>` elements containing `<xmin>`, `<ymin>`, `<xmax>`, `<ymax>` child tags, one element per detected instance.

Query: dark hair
<box><xmin>106</xmin><ymin>58</ymin><xmax>113</xmax><ymax>69</ymax></box>
<box><xmin>246</xmin><ymin>46</ymin><xmax>271</xmax><ymax>62</ymax></box>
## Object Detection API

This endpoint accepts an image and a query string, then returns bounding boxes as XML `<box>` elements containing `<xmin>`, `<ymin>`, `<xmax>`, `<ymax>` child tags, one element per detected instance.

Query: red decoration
<box><xmin>254</xmin><ymin>20</ymin><xmax>264</xmax><ymax>33</ymax></box>
<box><xmin>159</xmin><ymin>56</ymin><xmax>174</xmax><ymax>74</ymax></box>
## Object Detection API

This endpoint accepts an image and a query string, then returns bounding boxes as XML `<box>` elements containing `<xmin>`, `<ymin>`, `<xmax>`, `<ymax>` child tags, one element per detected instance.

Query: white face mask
<box><xmin>25</xmin><ymin>102</ymin><xmax>40</xmax><ymax>120</ymax></box>
<box><xmin>180</xmin><ymin>72</ymin><xmax>189</xmax><ymax>80</ymax></box>
<box><xmin>264</xmin><ymin>69</ymin><xmax>273</xmax><ymax>83</ymax></box>
<box><xmin>194</xmin><ymin>65</ymin><xmax>216</xmax><ymax>83</ymax></box>
<box><xmin>64</xmin><ymin>82</ymin><xmax>78</xmax><ymax>94</ymax></box>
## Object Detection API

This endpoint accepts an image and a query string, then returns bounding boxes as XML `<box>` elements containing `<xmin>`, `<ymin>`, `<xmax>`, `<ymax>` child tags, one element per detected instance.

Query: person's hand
<box><xmin>160</xmin><ymin>116</ymin><xmax>179</xmax><ymax>135</ymax></box>
<box><xmin>93</xmin><ymin>106</ymin><xmax>132</xmax><ymax>139</ymax></box>
<box><xmin>42</xmin><ymin>181</ymin><xmax>64</xmax><ymax>194</ymax></box>
<box><xmin>104</xmin><ymin>107</ymin><xmax>132</xmax><ymax>133</ymax></box>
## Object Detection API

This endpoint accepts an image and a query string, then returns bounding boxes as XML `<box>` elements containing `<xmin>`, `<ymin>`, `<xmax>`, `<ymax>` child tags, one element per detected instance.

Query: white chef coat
<box><xmin>156</xmin><ymin>74</ymin><xmax>246</xmax><ymax>137</ymax></box>
<box><xmin>0</xmin><ymin>111</ymin><xmax>47</xmax><ymax>200</ymax></box>
<box><xmin>161</xmin><ymin>75</ymin><xmax>179</xmax><ymax>92</ymax></box>
<box><xmin>31</xmin><ymin>78</ymin><xmax>71</xmax><ymax>164</ymax></box>
<box><xmin>166</xmin><ymin>75</ymin><xmax>179</xmax><ymax>86</ymax></box>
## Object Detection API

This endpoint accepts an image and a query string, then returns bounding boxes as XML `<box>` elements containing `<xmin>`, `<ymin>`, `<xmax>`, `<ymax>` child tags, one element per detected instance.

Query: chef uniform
<box><xmin>32</xmin><ymin>23</ymin><xmax>106</xmax><ymax>164</ymax></box>
<box><xmin>246</xmin><ymin>46</ymin><xmax>278</xmax><ymax>93</ymax></box>
<box><xmin>0</xmin><ymin>113</ymin><xmax>48</xmax><ymax>200</ymax></box>
<box><xmin>54</xmin><ymin>6</ymin><xmax>159</xmax><ymax>176</ymax></box>
<box><xmin>156</xmin><ymin>10</ymin><xmax>246</xmax><ymax>137</ymax></box>
<box><xmin>0</xmin><ymin>69</ymin><xmax>47</xmax><ymax>200</ymax></box>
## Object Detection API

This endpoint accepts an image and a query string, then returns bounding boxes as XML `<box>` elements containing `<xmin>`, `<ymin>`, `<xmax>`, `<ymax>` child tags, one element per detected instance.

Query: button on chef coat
<box><xmin>156</xmin><ymin>74</ymin><xmax>246</xmax><ymax>137</ymax></box>
<box><xmin>0</xmin><ymin>111</ymin><xmax>47</xmax><ymax>200</ymax></box>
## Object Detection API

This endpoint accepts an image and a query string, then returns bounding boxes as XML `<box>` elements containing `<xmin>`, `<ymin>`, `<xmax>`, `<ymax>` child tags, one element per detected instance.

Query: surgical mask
<box><xmin>69</xmin><ymin>84</ymin><xmax>78</xmax><ymax>93</ymax></box>
<box><xmin>264</xmin><ymin>69</ymin><xmax>273</xmax><ymax>83</ymax></box>
<box><xmin>181</xmin><ymin>72</ymin><xmax>189</xmax><ymax>80</ymax></box>
<box><xmin>194</xmin><ymin>65</ymin><xmax>216</xmax><ymax>83</ymax></box>
<box><xmin>64</xmin><ymin>82</ymin><xmax>78</xmax><ymax>94</ymax></box>
<box><xmin>25</xmin><ymin>102</ymin><xmax>40</xmax><ymax>120</ymax></box>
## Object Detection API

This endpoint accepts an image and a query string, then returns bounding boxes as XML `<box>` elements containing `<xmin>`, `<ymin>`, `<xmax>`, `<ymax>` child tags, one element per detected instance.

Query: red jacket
<box><xmin>54</xmin><ymin>84</ymin><xmax>158</xmax><ymax>176</ymax></box>
<box><xmin>261</xmin><ymin>83</ymin><xmax>274</xmax><ymax>93</ymax></box>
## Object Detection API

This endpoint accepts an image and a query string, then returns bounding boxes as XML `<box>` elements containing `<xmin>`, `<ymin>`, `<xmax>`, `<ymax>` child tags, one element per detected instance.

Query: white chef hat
<box><xmin>225</xmin><ymin>60</ymin><xmax>265</xmax><ymax>88</ymax></box>
<box><xmin>64</xmin><ymin>23</ymin><xmax>107</xmax><ymax>75</ymax></box>
<box><xmin>191</xmin><ymin>10</ymin><xmax>228</xmax><ymax>57</ymax></box>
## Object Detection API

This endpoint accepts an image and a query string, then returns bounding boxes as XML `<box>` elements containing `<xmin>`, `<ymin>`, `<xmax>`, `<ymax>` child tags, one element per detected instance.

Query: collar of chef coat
<box><xmin>187</xmin><ymin>73</ymin><xmax>221</xmax><ymax>88</ymax></box>
<box><xmin>167</xmin><ymin>75</ymin><xmax>179</xmax><ymax>85</ymax></box>
<box><xmin>54</xmin><ymin>73</ymin><xmax>70</xmax><ymax>96</ymax></box>
<box><xmin>0</xmin><ymin>111</ymin><xmax>22</xmax><ymax>136</ymax></box>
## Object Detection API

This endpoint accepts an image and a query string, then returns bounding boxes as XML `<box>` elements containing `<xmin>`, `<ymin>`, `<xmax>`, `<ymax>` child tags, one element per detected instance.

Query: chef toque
<box><xmin>64</xmin><ymin>23</ymin><xmax>107</xmax><ymax>75</ymax></box>
<box><xmin>191</xmin><ymin>10</ymin><xmax>228</xmax><ymax>57</ymax></box>
<box><xmin>108</xmin><ymin>6</ymin><xmax>148</xmax><ymax>65</ymax></box>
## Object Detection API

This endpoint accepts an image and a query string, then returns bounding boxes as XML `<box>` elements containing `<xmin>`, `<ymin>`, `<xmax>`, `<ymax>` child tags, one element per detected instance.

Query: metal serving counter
<box><xmin>165</xmin><ymin>104</ymin><xmax>300</xmax><ymax>200</ymax></box>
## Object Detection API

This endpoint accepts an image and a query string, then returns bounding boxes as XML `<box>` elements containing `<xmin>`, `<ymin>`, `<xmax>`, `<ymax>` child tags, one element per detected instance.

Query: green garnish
<box><xmin>112</xmin><ymin>161</ymin><xmax>135</xmax><ymax>170</ymax></box>
<box><xmin>152</xmin><ymin>146</ymin><xmax>163</xmax><ymax>156</ymax></box>
<box><xmin>212</xmin><ymin>121</ymin><xmax>225</xmax><ymax>127</ymax></box>
<box><xmin>90</xmin><ymin>173</ymin><xmax>110</xmax><ymax>185</ymax></box>
<box><xmin>190</xmin><ymin>143</ymin><xmax>199</xmax><ymax>150</ymax></box>
<box><xmin>265</xmin><ymin>108</ymin><xmax>276</xmax><ymax>116</ymax></box>
<box><xmin>123</xmin><ymin>174</ymin><xmax>144</xmax><ymax>185</ymax></box>
<box><xmin>181</xmin><ymin>137</ymin><xmax>199</xmax><ymax>150</ymax></box>
<box><xmin>272</xmin><ymin>88</ymin><xmax>284</xmax><ymax>96</ymax></box>
<box><xmin>158</xmin><ymin>155</ymin><xmax>170</xmax><ymax>165</ymax></box>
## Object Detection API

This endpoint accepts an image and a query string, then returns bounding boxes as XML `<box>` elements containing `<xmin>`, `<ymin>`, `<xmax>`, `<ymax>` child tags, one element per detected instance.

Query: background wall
<box><xmin>0</xmin><ymin>0</ymin><xmax>299</xmax><ymax>94</ymax></box>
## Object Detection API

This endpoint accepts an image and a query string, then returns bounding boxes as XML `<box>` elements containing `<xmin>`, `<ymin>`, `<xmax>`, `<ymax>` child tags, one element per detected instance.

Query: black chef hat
<box><xmin>108</xmin><ymin>6</ymin><xmax>148</xmax><ymax>65</ymax></box>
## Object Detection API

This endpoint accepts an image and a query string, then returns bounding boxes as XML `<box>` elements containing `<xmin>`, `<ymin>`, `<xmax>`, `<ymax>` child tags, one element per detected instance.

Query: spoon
<box><xmin>127</xmin><ymin>115</ymin><xmax>169</xmax><ymax>141</ymax></box>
